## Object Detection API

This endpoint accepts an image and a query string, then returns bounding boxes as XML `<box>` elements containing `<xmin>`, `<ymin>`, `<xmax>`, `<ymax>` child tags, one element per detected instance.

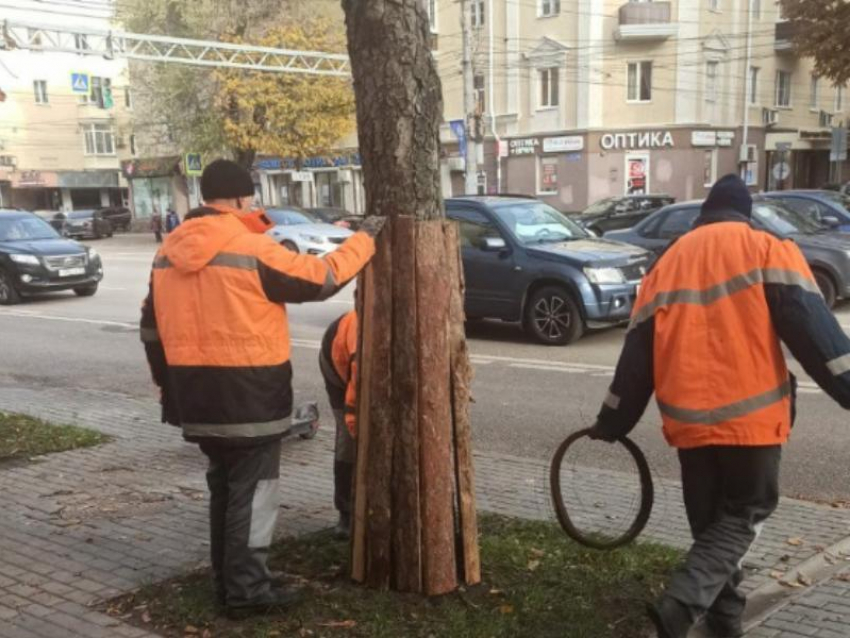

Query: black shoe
<box><xmin>647</xmin><ymin>597</ymin><xmax>693</xmax><ymax>638</ymax></box>
<box><xmin>334</xmin><ymin>513</ymin><xmax>351</xmax><ymax>540</ymax></box>
<box><xmin>225</xmin><ymin>586</ymin><xmax>303</xmax><ymax>620</ymax></box>
<box><xmin>706</xmin><ymin>614</ymin><xmax>744</xmax><ymax>638</ymax></box>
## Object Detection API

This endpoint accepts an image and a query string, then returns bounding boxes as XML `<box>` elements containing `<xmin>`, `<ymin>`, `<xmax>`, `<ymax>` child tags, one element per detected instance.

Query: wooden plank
<box><xmin>351</xmin><ymin>260</ymin><xmax>376</xmax><ymax>583</ymax></box>
<box><xmin>416</xmin><ymin>220</ymin><xmax>458</xmax><ymax>596</ymax></box>
<box><xmin>390</xmin><ymin>216</ymin><xmax>422</xmax><ymax>593</ymax></box>
<box><xmin>444</xmin><ymin>221</ymin><xmax>481</xmax><ymax>586</ymax></box>
<box><xmin>364</xmin><ymin>230</ymin><xmax>395</xmax><ymax>589</ymax></box>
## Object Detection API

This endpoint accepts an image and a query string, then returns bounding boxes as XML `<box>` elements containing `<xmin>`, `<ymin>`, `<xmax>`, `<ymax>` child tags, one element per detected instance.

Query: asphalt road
<box><xmin>1</xmin><ymin>234</ymin><xmax>849</xmax><ymax>503</ymax></box>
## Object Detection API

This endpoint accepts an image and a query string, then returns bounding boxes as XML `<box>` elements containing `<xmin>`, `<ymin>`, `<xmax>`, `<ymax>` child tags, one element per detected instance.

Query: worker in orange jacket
<box><xmin>589</xmin><ymin>174</ymin><xmax>850</xmax><ymax>638</ymax></box>
<box><xmin>319</xmin><ymin>310</ymin><xmax>358</xmax><ymax>538</ymax></box>
<box><xmin>140</xmin><ymin>159</ymin><xmax>384</xmax><ymax>619</ymax></box>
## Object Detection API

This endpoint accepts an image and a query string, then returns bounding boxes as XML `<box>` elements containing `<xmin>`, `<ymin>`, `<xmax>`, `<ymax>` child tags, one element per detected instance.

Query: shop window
<box><xmin>539</xmin><ymin>0</ymin><xmax>560</xmax><ymax>17</ymax></box>
<box><xmin>775</xmin><ymin>70</ymin><xmax>792</xmax><ymax>108</ymax></box>
<box><xmin>627</xmin><ymin>61</ymin><xmax>652</xmax><ymax>103</ymax></box>
<box><xmin>539</xmin><ymin>67</ymin><xmax>559</xmax><ymax>108</ymax></box>
<box><xmin>83</xmin><ymin>123</ymin><xmax>116</xmax><ymax>156</ymax></box>
<box><xmin>33</xmin><ymin>80</ymin><xmax>48</xmax><ymax>105</ymax></box>
<box><xmin>538</xmin><ymin>156</ymin><xmax>558</xmax><ymax>195</ymax></box>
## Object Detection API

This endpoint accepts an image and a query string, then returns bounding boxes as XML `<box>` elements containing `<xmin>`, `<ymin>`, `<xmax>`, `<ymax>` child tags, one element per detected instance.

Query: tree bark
<box><xmin>343</xmin><ymin>0</ymin><xmax>480</xmax><ymax>595</ymax></box>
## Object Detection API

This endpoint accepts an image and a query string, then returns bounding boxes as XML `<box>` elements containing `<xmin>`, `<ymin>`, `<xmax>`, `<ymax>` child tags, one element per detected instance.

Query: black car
<box><xmin>98</xmin><ymin>206</ymin><xmax>132</xmax><ymax>232</ymax></box>
<box><xmin>605</xmin><ymin>199</ymin><xmax>850</xmax><ymax>307</ymax></box>
<box><xmin>0</xmin><ymin>210</ymin><xmax>104</xmax><ymax>305</ymax></box>
<box><xmin>446</xmin><ymin>196</ymin><xmax>651</xmax><ymax>345</ymax></box>
<box><xmin>571</xmin><ymin>194</ymin><xmax>675</xmax><ymax>236</ymax></box>
<box><xmin>64</xmin><ymin>209</ymin><xmax>114</xmax><ymax>240</ymax></box>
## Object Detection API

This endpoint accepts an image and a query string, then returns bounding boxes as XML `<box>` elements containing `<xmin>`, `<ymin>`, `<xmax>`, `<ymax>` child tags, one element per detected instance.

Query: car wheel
<box><xmin>73</xmin><ymin>284</ymin><xmax>98</xmax><ymax>297</ymax></box>
<box><xmin>524</xmin><ymin>286</ymin><xmax>584</xmax><ymax>346</ymax></box>
<box><xmin>814</xmin><ymin>270</ymin><xmax>837</xmax><ymax>308</ymax></box>
<box><xmin>282</xmin><ymin>240</ymin><xmax>299</xmax><ymax>253</ymax></box>
<box><xmin>0</xmin><ymin>269</ymin><xmax>21</xmax><ymax>305</ymax></box>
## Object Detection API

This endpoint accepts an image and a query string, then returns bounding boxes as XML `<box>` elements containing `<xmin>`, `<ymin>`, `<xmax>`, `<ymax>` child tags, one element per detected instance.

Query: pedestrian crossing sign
<box><xmin>70</xmin><ymin>73</ymin><xmax>89</xmax><ymax>94</ymax></box>
<box><xmin>185</xmin><ymin>153</ymin><xmax>203</xmax><ymax>176</ymax></box>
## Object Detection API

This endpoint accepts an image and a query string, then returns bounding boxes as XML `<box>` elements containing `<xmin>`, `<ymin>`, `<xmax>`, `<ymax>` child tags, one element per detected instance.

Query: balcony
<box><xmin>775</xmin><ymin>21</ymin><xmax>797</xmax><ymax>53</ymax></box>
<box><xmin>615</xmin><ymin>2</ymin><xmax>678</xmax><ymax>42</ymax></box>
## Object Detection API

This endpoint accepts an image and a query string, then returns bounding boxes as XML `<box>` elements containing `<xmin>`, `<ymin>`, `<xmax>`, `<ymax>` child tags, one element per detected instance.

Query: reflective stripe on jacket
<box><xmin>140</xmin><ymin>205</ymin><xmax>374</xmax><ymax>442</ymax></box>
<box><xmin>320</xmin><ymin>311</ymin><xmax>358</xmax><ymax>436</ymax></box>
<box><xmin>596</xmin><ymin>218</ymin><xmax>850</xmax><ymax>448</ymax></box>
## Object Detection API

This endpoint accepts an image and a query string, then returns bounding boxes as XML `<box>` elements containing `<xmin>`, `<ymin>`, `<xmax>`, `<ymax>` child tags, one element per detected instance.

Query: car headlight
<box><xmin>9</xmin><ymin>254</ymin><xmax>40</xmax><ymax>266</ymax></box>
<box><xmin>584</xmin><ymin>266</ymin><xmax>626</xmax><ymax>284</ymax></box>
<box><xmin>87</xmin><ymin>248</ymin><xmax>99</xmax><ymax>260</ymax></box>
<box><xmin>300</xmin><ymin>234</ymin><xmax>325</xmax><ymax>244</ymax></box>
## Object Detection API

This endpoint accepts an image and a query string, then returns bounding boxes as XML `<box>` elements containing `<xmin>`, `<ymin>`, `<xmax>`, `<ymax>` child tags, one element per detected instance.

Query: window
<box><xmin>810</xmin><ymin>75</ymin><xmax>819</xmax><ymax>110</ymax></box>
<box><xmin>775</xmin><ymin>70</ymin><xmax>792</xmax><ymax>107</ymax></box>
<box><xmin>627</xmin><ymin>61</ymin><xmax>652</xmax><ymax>102</ymax></box>
<box><xmin>752</xmin><ymin>0</ymin><xmax>761</xmax><ymax>19</ymax></box>
<box><xmin>658</xmin><ymin>208</ymin><xmax>698</xmax><ymax>238</ymax></box>
<box><xmin>453</xmin><ymin>211</ymin><xmax>501</xmax><ymax>250</ymax></box>
<box><xmin>80</xmin><ymin>77</ymin><xmax>113</xmax><ymax>108</ymax></box>
<box><xmin>540</xmin><ymin>0</ymin><xmax>560</xmax><ymax>17</ymax></box>
<box><xmin>709</xmin><ymin>0</ymin><xmax>720</xmax><ymax>11</ymax></box>
<box><xmin>703</xmin><ymin>149</ymin><xmax>717</xmax><ymax>187</ymax></box>
<box><xmin>705</xmin><ymin>61</ymin><xmax>719</xmax><ymax>103</ymax></box>
<box><xmin>474</xmin><ymin>74</ymin><xmax>486</xmax><ymax>114</ymax></box>
<box><xmin>83</xmin><ymin>123</ymin><xmax>116</xmax><ymax>156</ymax></box>
<box><xmin>835</xmin><ymin>85</ymin><xmax>845</xmax><ymax>112</ymax></box>
<box><xmin>33</xmin><ymin>80</ymin><xmax>48</xmax><ymax>105</ymax></box>
<box><xmin>539</xmin><ymin>67</ymin><xmax>560</xmax><ymax>108</ymax></box>
<box><xmin>130</xmin><ymin>134</ymin><xmax>137</xmax><ymax>156</ymax></box>
<box><xmin>427</xmin><ymin>0</ymin><xmax>437</xmax><ymax>32</ymax></box>
<box><xmin>74</xmin><ymin>34</ymin><xmax>89</xmax><ymax>51</ymax></box>
<box><xmin>470</xmin><ymin>1</ymin><xmax>485</xmax><ymax>28</ymax></box>
<box><xmin>124</xmin><ymin>87</ymin><xmax>132</xmax><ymax>109</ymax></box>
<box><xmin>538</xmin><ymin>156</ymin><xmax>558</xmax><ymax>194</ymax></box>
<box><xmin>749</xmin><ymin>66</ymin><xmax>760</xmax><ymax>105</ymax></box>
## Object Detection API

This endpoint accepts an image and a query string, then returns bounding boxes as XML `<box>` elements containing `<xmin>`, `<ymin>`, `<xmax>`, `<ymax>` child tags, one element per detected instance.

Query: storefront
<box><xmin>122</xmin><ymin>157</ymin><xmax>190</xmax><ymax>219</ymax></box>
<box><xmin>503</xmin><ymin>127</ymin><xmax>754</xmax><ymax>212</ymax></box>
<box><xmin>57</xmin><ymin>171</ymin><xmax>126</xmax><ymax>211</ymax></box>
<box><xmin>7</xmin><ymin>170</ymin><xmax>62</xmax><ymax>211</ymax></box>
<box><xmin>764</xmin><ymin>131</ymin><xmax>849</xmax><ymax>191</ymax></box>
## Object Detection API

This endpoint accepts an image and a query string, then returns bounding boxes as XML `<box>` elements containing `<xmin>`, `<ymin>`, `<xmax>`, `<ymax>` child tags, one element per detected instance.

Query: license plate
<box><xmin>59</xmin><ymin>267</ymin><xmax>85</xmax><ymax>277</ymax></box>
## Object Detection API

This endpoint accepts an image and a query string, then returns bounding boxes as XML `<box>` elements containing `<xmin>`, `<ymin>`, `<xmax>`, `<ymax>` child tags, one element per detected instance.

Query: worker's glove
<box><xmin>360</xmin><ymin>216</ymin><xmax>387</xmax><ymax>239</ymax></box>
<box><xmin>586</xmin><ymin>422</ymin><xmax>621</xmax><ymax>444</ymax></box>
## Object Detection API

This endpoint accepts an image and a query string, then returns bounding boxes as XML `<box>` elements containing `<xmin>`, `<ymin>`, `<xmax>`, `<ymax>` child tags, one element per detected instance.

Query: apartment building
<box><xmin>0</xmin><ymin>1</ymin><xmax>135</xmax><ymax>212</ymax></box>
<box><xmin>432</xmin><ymin>0</ymin><xmax>849</xmax><ymax>210</ymax></box>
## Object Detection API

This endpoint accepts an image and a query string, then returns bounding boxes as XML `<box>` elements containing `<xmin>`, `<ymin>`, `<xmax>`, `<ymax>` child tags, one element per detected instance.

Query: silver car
<box><xmin>265</xmin><ymin>207</ymin><xmax>353</xmax><ymax>256</ymax></box>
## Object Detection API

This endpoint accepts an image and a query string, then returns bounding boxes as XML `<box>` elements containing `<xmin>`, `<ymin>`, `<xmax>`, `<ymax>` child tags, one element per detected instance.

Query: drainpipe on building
<box><xmin>461</xmin><ymin>0</ymin><xmax>480</xmax><ymax>195</ymax></box>
<box><xmin>740</xmin><ymin>0</ymin><xmax>755</xmax><ymax>181</ymax></box>
<box><xmin>489</xmin><ymin>0</ymin><xmax>501</xmax><ymax>193</ymax></box>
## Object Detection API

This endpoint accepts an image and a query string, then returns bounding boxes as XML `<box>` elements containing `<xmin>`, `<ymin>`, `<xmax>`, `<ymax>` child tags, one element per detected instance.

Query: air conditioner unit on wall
<box><xmin>738</xmin><ymin>144</ymin><xmax>757</xmax><ymax>164</ymax></box>
<box><xmin>447</xmin><ymin>156</ymin><xmax>466</xmax><ymax>172</ymax></box>
<box><xmin>762</xmin><ymin>108</ymin><xmax>779</xmax><ymax>126</ymax></box>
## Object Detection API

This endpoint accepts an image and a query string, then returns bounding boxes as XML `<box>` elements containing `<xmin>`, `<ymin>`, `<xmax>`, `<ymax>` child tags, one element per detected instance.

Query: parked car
<box><xmin>64</xmin><ymin>209</ymin><xmax>114</xmax><ymax>240</ymax></box>
<box><xmin>32</xmin><ymin>210</ymin><xmax>66</xmax><ymax>234</ymax></box>
<box><xmin>762</xmin><ymin>190</ymin><xmax>850</xmax><ymax>232</ymax></box>
<box><xmin>605</xmin><ymin>198</ymin><xmax>850</xmax><ymax>307</ymax></box>
<box><xmin>265</xmin><ymin>207</ymin><xmax>353</xmax><ymax>256</ymax></box>
<box><xmin>445</xmin><ymin>196</ymin><xmax>652</xmax><ymax>345</ymax></box>
<box><xmin>0</xmin><ymin>210</ymin><xmax>103</xmax><ymax>305</ymax></box>
<box><xmin>571</xmin><ymin>194</ymin><xmax>675</xmax><ymax>236</ymax></box>
<box><xmin>98</xmin><ymin>206</ymin><xmax>132</xmax><ymax>232</ymax></box>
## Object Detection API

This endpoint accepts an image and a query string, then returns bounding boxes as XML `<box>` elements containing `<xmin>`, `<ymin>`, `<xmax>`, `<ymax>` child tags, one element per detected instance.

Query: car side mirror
<box><xmin>822</xmin><ymin>216</ymin><xmax>840</xmax><ymax>228</ymax></box>
<box><xmin>481</xmin><ymin>237</ymin><xmax>507</xmax><ymax>251</ymax></box>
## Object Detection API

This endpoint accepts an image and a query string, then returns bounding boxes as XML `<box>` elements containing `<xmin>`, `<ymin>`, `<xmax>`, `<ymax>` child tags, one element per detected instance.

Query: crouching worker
<box><xmin>319</xmin><ymin>310</ymin><xmax>358</xmax><ymax>539</ymax></box>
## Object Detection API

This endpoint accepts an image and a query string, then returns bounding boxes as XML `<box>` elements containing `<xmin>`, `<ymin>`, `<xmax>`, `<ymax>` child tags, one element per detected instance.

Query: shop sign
<box><xmin>542</xmin><ymin>136</ymin><xmax>584</xmax><ymax>154</ymax></box>
<box><xmin>625</xmin><ymin>155</ymin><xmax>650</xmax><ymax>195</ymax></box>
<box><xmin>57</xmin><ymin>171</ymin><xmax>119</xmax><ymax>188</ymax></box>
<box><xmin>255</xmin><ymin>154</ymin><xmax>361</xmax><ymax>171</ymax></box>
<box><xmin>717</xmin><ymin>131</ymin><xmax>735</xmax><ymax>147</ymax></box>
<box><xmin>509</xmin><ymin>138</ymin><xmax>539</xmax><ymax>156</ymax></box>
<box><xmin>122</xmin><ymin>157</ymin><xmax>180</xmax><ymax>179</ymax></box>
<box><xmin>12</xmin><ymin>170</ymin><xmax>56</xmax><ymax>188</ymax></box>
<box><xmin>291</xmin><ymin>171</ymin><xmax>313</xmax><ymax>182</ymax></box>
<box><xmin>601</xmin><ymin>131</ymin><xmax>674</xmax><ymax>151</ymax></box>
<box><xmin>497</xmin><ymin>140</ymin><xmax>509</xmax><ymax>158</ymax></box>
<box><xmin>691</xmin><ymin>131</ymin><xmax>717</xmax><ymax>147</ymax></box>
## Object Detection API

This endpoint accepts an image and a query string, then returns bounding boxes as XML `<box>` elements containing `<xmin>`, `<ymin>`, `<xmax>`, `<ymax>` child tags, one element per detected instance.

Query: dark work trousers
<box><xmin>333</xmin><ymin>409</ymin><xmax>356</xmax><ymax>517</ymax></box>
<box><xmin>199</xmin><ymin>439</ymin><xmax>282</xmax><ymax>606</ymax></box>
<box><xmin>666</xmin><ymin>445</ymin><xmax>781</xmax><ymax>623</ymax></box>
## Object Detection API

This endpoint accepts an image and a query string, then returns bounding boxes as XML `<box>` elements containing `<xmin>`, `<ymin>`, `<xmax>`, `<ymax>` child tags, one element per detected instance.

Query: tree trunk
<box><xmin>342</xmin><ymin>0</ymin><xmax>480</xmax><ymax>595</ymax></box>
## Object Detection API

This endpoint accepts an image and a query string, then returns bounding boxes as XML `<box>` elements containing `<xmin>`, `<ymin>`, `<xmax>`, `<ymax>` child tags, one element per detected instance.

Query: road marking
<box><xmin>0</xmin><ymin>309</ymin><xmax>136</xmax><ymax>329</ymax></box>
<box><xmin>509</xmin><ymin>363</ymin><xmax>588</xmax><ymax>373</ymax></box>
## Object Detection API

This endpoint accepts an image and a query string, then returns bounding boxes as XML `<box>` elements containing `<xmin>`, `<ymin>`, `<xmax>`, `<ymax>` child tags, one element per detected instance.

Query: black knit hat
<box><xmin>701</xmin><ymin>173</ymin><xmax>752</xmax><ymax>219</ymax></box>
<box><xmin>200</xmin><ymin>159</ymin><xmax>255</xmax><ymax>201</ymax></box>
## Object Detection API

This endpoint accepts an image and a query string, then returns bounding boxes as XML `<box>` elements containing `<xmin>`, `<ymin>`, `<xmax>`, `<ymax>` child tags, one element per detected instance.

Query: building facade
<box><xmin>0</xmin><ymin>1</ymin><xmax>134</xmax><ymax>213</ymax></box>
<box><xmin>431</xmin><ymin>0</ymin><xmax>850</xmax><ymax>211</ymax></box>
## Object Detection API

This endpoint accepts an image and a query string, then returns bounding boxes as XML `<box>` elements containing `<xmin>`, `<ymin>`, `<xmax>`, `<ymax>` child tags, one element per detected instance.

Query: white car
<box><xmin>265</xmin><ymin>207</ymin><xmax>353</xmax><ymax>256</ymax></box>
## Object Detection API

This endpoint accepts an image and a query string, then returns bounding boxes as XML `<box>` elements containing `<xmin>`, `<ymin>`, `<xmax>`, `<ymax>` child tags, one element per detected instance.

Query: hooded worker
<box><xmin>140</xmin><ymin>159</ymin><xmax>384</xmax><ymax>619</ymax></box>
<box><xmin>589</xmin><ymin>174</ymin><xmax>850</xmax><ymax>638</ymax></box>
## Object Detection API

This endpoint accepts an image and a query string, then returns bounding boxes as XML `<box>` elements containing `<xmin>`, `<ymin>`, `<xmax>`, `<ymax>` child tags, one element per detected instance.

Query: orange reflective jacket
<box><xmin>141</xmin><ymin>205</ymin><xmax>374</xmax><ymax>442</ymax></box>
<box><xmin>320</xmin><ymin>311</ymin><xmax>358</xmax><ymax>436</ymax></box>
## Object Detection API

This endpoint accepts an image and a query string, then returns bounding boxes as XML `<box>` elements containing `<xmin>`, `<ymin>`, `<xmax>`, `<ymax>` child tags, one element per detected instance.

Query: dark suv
<box><xmin>572</xmin><ymin>194</ymin><xmax>675</xmax><ymax>236</ymax></box>
<box><xmin>98</xmin><ymin>206</ymin><xmax>132</xmax><ymax>232</ymax></box>
<box><xmin>64</xmin><ymin>209</ymin><xmax>114</xmax><ymax>239</ymax></box>
<box><xmin>446</xmin><ymin>196</ymin><xmax>651</xmax><ymax>345</ymax></box>
<box><xmin>0</xmin><ymin>210</ymin><xmax>103</xmax><ymax>304</ymax></box>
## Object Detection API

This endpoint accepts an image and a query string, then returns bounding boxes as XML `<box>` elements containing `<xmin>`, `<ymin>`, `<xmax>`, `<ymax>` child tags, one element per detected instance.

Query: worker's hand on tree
<box><xmin>360</xmin><ymin>216</ymin><xmax>388</xmax><ymax>239</ymax></box>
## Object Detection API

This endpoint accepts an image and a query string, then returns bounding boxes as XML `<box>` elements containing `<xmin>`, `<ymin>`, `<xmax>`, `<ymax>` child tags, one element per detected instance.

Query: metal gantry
<box><xmin>1</xmin><ymin>19</ymin><xmax>351</xmax><ymax>76</ymax></box>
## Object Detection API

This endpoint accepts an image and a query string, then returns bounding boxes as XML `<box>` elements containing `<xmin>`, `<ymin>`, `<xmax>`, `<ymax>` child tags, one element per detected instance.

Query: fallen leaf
<box><xmin>527</xmin><ymin>559</ymin><xmax>541</xmax><ymax>572</ymax></box>
<box><xmin>141</xmin><ymin>610</ymin><xmax>151</xmax><ymax>623</ymax></box>
<box><xmin>530</xmin><ymin>548</ymin><xmax>546</xmax><ymax>558</ymax></box>
<box><xmin>489</xmin><ymin>588</ymin><xmax>503</xmax><ymax>595</ymax></box>
<box><xmin>778</xmin><ymin>579</ymin><xmax>804</xmax><ymax>589</ymax></box>
<box><xmin>769</xmin><ymin>570</ymin><xmax>786</xmax><ymax>580</ymax></box>
<box><xmin>786</xmin><ymin>538</ymin><xmax>804</xmax><ymax>547</ymax></box>
<box><xmin>184</xmin><ymin>625</ymin><xmax>199</xmax><ymax>635</ymax></box>
<box><xmin>317</xmin><ymin>621</ymin><xmax>357</xmax><ymax>629</ymax></box>
<box><xmin>499</xmin><ymin>604</ymin><xmax>515</xmax><ymax>615</ymax></box>
<box><xmin>798</xmin><ymin>573</ymin><xmax>813</xmax><ymax>587</ymax></box>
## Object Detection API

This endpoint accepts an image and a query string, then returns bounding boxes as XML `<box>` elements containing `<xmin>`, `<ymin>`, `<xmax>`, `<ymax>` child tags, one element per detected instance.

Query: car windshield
<box><xmin>818</xmin><ymin>191</ymin><xmax>850</xmax><ymax>211</ymax></box>
<box><xmin>493</xmin><ymin>201</ymin><xmax>587</xmax><ymax>244</ymax></box>
<box><xmin>68</xmin><ymin>210</ymin><xmax>94</xmax><ymax>219</ymax></box>
<box><xmin>266</xmin><ymin>209</ymin><xmax>317</xmax><ymax>226</ymax></box>
<box><xmin>753</xmin><ymin>202</ymin><xmax>822</xmax><ymax>236</ymax></box>
<box><xmin>581</xmin><ymin>198</ymin><xmax>618</xmax><ymax>215</ymax></box>
<box><xmin>0</xmin><ymin>216</ymin><xmax>60</xmax><ymax>241</ymax></box>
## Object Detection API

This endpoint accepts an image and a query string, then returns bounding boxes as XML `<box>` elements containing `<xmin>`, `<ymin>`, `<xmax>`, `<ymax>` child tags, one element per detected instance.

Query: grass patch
<box><xmin>0</xmin><ymin>411</ymin><xmax>109</xmax><ymax>462</ymax></box>
<box><xmin>107</xmin><ymin>514</ymin><xmax>681</xmax><ymax>638</ymax></box>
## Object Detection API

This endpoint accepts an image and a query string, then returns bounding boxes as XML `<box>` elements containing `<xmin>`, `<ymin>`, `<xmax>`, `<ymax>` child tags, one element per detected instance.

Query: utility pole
<box><xmin>740</xmin><ymin>0</ymin><xmax>755</xmax><ymax>182</ymax></box>
<box><xmin>461</xmin><ymin>0</ymin><xmax>480</xmax><ymax>195</ymax></box>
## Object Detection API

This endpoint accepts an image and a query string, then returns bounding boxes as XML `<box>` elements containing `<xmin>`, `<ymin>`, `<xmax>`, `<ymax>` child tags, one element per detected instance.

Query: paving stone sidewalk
<box><xmin>0</xmin><ymin>384</ymin><xmax>848</xmax><ymax>638</ymax></box>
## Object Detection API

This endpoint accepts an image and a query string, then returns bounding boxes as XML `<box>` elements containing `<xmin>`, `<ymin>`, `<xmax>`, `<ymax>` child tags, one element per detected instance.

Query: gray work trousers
<box><xmin>333</xmin><ymin>409</ymin><xmax>356</xmax><ymax>516</ymax></box>
<box><xmin>667</xmin><ymin>445</ymin><xmax>781</xmax><ymax>623</ymax></box>
<box><xmin>199</xmin><ymin>439</ymin><xmax>281</xmax><ymax>606</ymax></box>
